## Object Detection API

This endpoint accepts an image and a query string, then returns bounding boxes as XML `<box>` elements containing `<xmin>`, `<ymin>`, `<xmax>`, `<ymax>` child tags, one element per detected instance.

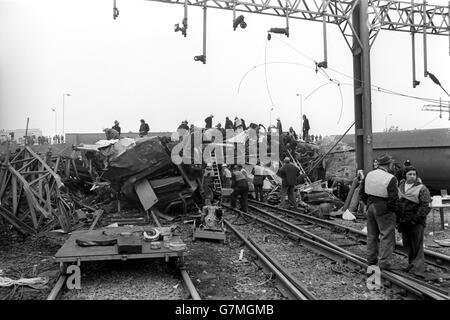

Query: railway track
<box><xmin>249</xmin><ymin>199</ymin><xmax>450</xmax><ymax>270</ymax></box>
<box><xmin>224</xmin><ymin>219</ymin><xmax>316</xmax><ymax>300</ymax></box>
<box><xmin>224</xmin><ymin>203</ymin><xmax>450</xmax><ymax>300</ymax></box>
<box><xmin>46</xmin><ymin>261</ymin><xmax>200</xmax><ymax>300</ymax></box>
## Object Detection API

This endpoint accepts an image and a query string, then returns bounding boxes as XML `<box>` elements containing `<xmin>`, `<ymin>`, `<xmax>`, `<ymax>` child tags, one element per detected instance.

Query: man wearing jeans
<box><xmin>360</xmin><ymin>154</ymin><xmax>401</xmax><ymax>271</ymax></box>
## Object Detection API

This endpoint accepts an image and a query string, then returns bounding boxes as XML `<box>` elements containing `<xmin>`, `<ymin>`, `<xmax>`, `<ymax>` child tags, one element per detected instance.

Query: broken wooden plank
<box><xmin>0</xmin><ymin>206</ymin><xmax>36</xmax><ymax>235</ymax></box>
<box><xmin>45</xmin><ymin>182</ymin><xmax>51</xmax><ymax>213</ymax></box>
<box><xmin>17</xmin><ymin>158</ymin><xmax>38</xmax><ymax>172</ymax></box>
<box><xmin>75</xmin><ymin>201</ymin><xmax>97</xmax><ymax>212</ymax></box>
<box><xmin>89</xmin><ymin>209</ymin><xmax>104</xmax><ymax>231</ymax></box>
<box><xmin>25</xmin><ymin>146</ymin><xmax>64</xmax><ymax>189</ymax></box>
<box><xmin>65</xmin><ymin>158</ymin><xmax>70</xmax><ymax>178</ymax></box>
<box><xmin>71</xmin><ymin>159</ymin><xmax>79</xmax><ymax>179</ymax></box>
<box><xmin>176</xmin><ymin>164</ymin><xmax>198</xmax><ymax>192</ymax></box>
<box><xmin>135</xmin><ymin>179</ymin><xmax>158</xmax><ymax>211</ymax></box>
<box><xmin>0</xmin><ymin>149</ymin><xmax>11</xmax><ymax>201</ymax></box>
<box><xmin>19</xmin><ymin>170</ymin><xmax>48</xmax><ymax>175</ymax></box>
<box><xmin>28</xmin><ymin>172</ymin><xmax>51</xmax><ymax>185</ymax></box>
<box><xmin>9</xmin><ymin>165</ymin><xmax>50</xmax><ymax>224</ymax></box>
<box><xmin>12</xmin><ymin>175</ymin><xmax>17</xmax><ymax>214</ymax></box>
<box><xmin>150</xmin><ymin>209</ymin><xmax>162</xmax><ymax>227</ymax></box>
<box><xmin>153</xmin><ymin>208</ymin><xmax>177</xmax><ymax>222</ymax></box>
<box><xmin>54</xmin><ymin>155</ymin><xmax>61</xmax><ymax>174</ymax></box>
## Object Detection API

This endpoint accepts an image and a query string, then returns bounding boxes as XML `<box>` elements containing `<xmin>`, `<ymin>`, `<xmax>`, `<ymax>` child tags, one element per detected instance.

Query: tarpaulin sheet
<box><xmin>103</xmin><ymin>137</ymin><xmax>173</xmax><ymax>180</ymax></box>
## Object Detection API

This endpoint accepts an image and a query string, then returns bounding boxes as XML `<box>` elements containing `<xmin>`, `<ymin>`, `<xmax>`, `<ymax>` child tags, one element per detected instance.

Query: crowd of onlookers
<box><xmin>0</xmin><ymin>133</ymin><xmax>66</xmax><ymax>145</ymax></box>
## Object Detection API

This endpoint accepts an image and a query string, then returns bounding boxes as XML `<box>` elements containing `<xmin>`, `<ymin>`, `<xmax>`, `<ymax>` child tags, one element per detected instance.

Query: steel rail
<box><xmin>246</xmin><ymin>237</ymin><xmax>317</xmax><ymax>300</ymax></box>
<box><xmin>249</xmin><ymin>200</ymin><xmax>450</xmax><ymax>270</ymax></box>
<box><xmin>224</xmin><ymin>219</ymin><xmax>312</xmax><ymax>300</ymax></box>
<box><xmin>46</xmin><ymin>274</ymin><xmax>67</xmax><ymax>300</ymax></box>
<box><xmin>151</xmin><ymin>210</ymin><xmax>200</xmax><ymax>300</ymax></box>
<box><xmin>180</xmin><ymin>268</ymin><xmax>202</xmax><ymax>300</ymax></box>
<box><xmin>244</xmin><ymin>204</ymin><xmax>450</xmax><ymax>298</ymax></box>
<box><xmin>224</xmin><ymin>205</ymin><xmax>449</xmax><ymax>300</ymax></box>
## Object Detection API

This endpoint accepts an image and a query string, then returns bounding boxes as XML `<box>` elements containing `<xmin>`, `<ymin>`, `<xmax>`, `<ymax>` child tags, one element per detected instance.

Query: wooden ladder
<box><xmin>211</xmin><ymin>150</ymin><xmax>222</xmax><ymax>193</ymax></box>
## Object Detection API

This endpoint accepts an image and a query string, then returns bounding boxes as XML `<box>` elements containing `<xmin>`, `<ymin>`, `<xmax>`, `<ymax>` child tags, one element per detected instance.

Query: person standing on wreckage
<box><xmin>359</xmin><ymin>154</ymin><xmax>402</xmax><ymax>271</ymax></box>
<box><xmin>139</xmin><ymin>119</ymin><xmax>150</xmax><ymax>137</ymax></box>
<box><xmin>112</xmin><ymin>120</ymin><xmax>121</xmax><ymax>136</ymax></box>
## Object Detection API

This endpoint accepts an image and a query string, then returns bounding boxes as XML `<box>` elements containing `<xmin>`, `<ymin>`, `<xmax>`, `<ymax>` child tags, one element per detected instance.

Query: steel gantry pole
<box><xmin>352</xmin><ymin>0</ymin><xmax>373</xmax><ymax>174</ymax></box>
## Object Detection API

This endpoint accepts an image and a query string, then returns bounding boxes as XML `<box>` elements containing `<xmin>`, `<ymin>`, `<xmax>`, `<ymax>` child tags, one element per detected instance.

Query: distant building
<box><xmin>12</xmin><ymin>128</ymin><xmax>43</xmax><ymax>144</ymax></box>
<box><xmin>0</xmin><ymin>129</ymin><xmax>12</xmax><ymax>144</ymax></box>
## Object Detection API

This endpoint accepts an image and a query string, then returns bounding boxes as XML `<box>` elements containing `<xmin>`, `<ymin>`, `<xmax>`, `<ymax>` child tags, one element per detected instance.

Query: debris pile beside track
<box><xmin>0</xmin><ymin>137</ymin><xmax>203</xmax><ymax>236</ymax></box>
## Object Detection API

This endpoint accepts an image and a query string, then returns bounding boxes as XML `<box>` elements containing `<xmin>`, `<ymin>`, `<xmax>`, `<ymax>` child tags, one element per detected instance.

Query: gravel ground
<box><xmin>0</xmin><ymin>226</ymin><xmax>64</xmax><ymax>300</ymax></box>
<box><xmin>61</xmin><ymin>259</ymin><xmax>185</xmax><ymax>300</ymax></box>
<box><xmin>224</xmin><ymin>211</ymin><xmax>391</xmax><ymax>300</ymax></box>
<box><xmin>180</xmin><ymin>220</ymin><xmax>285</xmax><ymax>300</ymax></box>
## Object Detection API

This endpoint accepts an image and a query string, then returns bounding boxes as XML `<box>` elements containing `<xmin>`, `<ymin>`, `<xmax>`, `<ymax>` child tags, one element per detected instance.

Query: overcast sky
<box><xmin>0</xmin><ymin>0</ymin><xmax>449</xmax><ymax>137</ymax></box>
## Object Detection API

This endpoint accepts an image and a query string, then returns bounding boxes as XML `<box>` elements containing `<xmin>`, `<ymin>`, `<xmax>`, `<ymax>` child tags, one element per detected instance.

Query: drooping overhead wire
<box><xmin>237</xmin><ymin>61</ymin><xmax>322</xmax><ymax>94</ymax></box>
<box><xmin>304</xmin><ymin>81</ymin><xmax>345</xmax><ymax>124</ymax></box>
<box><xmin>271</xmin><ymin>34</ymin><xmax>450</xmax><ymax>106</ymax></box>
<box><xmin>271</xmin><ymin>34</ymin><xmax>317</xmax><ymax>64</ymax></box>
<box><xmin>304</xmin><ymin>82</ymin><xmax>336</xmax><ymax>100</ymax></box>
<box><xmin>264</xmin><ymin>38</ymin><xmax>275</xmax><ymax>107</ymax></box>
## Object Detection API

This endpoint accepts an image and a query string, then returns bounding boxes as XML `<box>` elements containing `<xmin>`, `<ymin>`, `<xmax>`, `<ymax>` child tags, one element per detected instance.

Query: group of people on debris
<box><xmin>176</xmin><ymin>114</ymin><xmax>322</xmax><ymax>143</ymax></box>
<box><xmin>103</xmin><ymin>114</ymin><xmax>323</xmax><ymax>144</ymax></box>
<box><xmin>358</xmin><ymin>154</ymin><xmax>432</xmax><ymax>278</ymax></box>
<box><xmin>103</xmin><ymin>119</ymin><xmax>151</xmax><ymax>140</ymax></box>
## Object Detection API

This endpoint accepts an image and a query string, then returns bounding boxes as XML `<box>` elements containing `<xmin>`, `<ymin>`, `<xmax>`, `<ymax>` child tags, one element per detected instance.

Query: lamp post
<box><xmin>62</xmin><ymin>93</ymin><xmax>71</xmax><ymax>136</ymax></box>
<box><xmin>51</xmin><ymin>108</ymin><xmax>57</xmax><ymax>138</ymax></box>
<box><xmin>296</xmin><ymin>93</ymin><xmax>302</xmax><ymax>133</ymax></box>
<box><xmin>269</xmin><ymin>106</ymin><xmax>274</xmax><ymax>127</ymax></box>
<box><xmin>385</xmin><ymin>113</ymin><xmax>392</xmax><ymax>132</ymax></box>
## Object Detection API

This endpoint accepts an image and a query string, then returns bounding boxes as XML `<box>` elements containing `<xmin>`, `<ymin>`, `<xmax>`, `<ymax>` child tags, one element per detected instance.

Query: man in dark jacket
<box><xmin>231</xmin><ymin>165</ymin><xmax>249</xmax><ymax>212</ymax></box>
<box><xmin>225</xmin><ymin>117</ymin><xmax>234</xmax><ymax>130</ymax></box>
<box><xmin>139</xmin><ymin>119</ymin><xmax>149</xmax><ymax>137</ymax></box>
<box><xmin>205</xmin><ymin>114</ymin><xmax>214</xmax><ymax>129</ymax></box>
<box><xmin>277</xmin><ymin>157</ymin><xmax>300</xmax><ymax>209</ymax></box>
<box><xmin>178</xmin><ymin>120</ymin><xmax>189</xmax><ymax>131</ymax></box>
<box><xmin>112</xmin><ymin>120</ymin><xmax>121</xmax><ymax>136</ymax></box>
<box><xmin>276</xmin><ymin>118</ymin><xmax>283</xmax><ymax>135</ymax></box>
<box><xmin>302</xmin><ymin>115</ymin><xmax>310</xmax><ymax>141</ymax></box>
<box><xmin>241</xmin><ymin>118</ymin><xmax>247</xmax><ymax>131</ymax></box>
<box><xmin>359</xmin><ymin>154</ymin><xmax>401</xmax><ymax>270</ymax></box>
<box><xmin>396</xmin><ymin>166</ymin><xmax>431</xmax><ymax>277</ymax></box>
